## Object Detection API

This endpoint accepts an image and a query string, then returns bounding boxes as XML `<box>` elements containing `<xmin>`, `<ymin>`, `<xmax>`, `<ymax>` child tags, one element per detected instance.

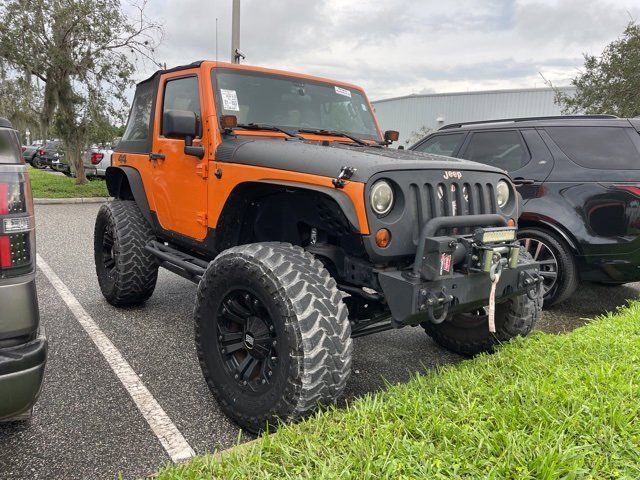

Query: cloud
<box><xmin>135</xmin><ymin>0</ymin><xmax>640</xmax><ymax>100</ymax></box>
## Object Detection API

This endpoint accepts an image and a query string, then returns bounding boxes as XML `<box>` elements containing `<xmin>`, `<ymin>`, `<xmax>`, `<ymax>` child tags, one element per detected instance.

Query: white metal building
<box><xmin>372</xmin><ymin>86</ymin><xmax>576</xmax><ymax>146</ymax></box>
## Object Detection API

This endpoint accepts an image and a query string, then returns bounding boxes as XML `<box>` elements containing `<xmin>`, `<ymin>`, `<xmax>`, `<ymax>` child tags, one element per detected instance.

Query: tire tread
<box><xmin>195</xmin><ymin>242</ymin><xmax>352</xmax><ymax>432</ymax></box>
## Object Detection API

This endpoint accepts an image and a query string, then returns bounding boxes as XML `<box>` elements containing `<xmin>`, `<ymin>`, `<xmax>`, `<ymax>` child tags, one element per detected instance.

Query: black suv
<box><xmin>411</xmin><ymin>115</ymin><xmax>640</xmax><ymax>306</ymax></box>
<box><xmin>0</xmin><ymin>118</ymin><xmax>47</xmax><ymax>421</ymax></box>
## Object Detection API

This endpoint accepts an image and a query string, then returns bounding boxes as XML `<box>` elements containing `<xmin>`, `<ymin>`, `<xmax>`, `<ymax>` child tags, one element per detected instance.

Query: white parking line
<box><xmin>36</xmin><ymin>254</ymin><xmax>195</xmax><ymax>463</ymax></box>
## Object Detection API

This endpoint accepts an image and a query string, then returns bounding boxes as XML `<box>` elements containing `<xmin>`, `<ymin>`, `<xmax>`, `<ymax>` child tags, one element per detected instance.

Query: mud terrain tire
<box><xmin>195</xmin><ymin>242</ymin><xmax>352</xmax><ymax>433</ymax></box>
<box><xmin>94</xmin><ymin>200</ymin><xmax>158</xmax><ymax>306</ymax></box>
<box><xmin>422</xmin><ymin>253</ymin><xmax>543</xmax><ymax>356</ymax></box>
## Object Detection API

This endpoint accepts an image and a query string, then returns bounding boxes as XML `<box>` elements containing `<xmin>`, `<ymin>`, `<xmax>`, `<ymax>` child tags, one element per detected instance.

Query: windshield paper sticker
<box><xmin>335</xmin><ymin>86</ymin><xmax>352</xmax><ymax>98</ymax></box>
<box><xmin>220</xmin><ymin>89</ymin><xmax>240</xmax><ymax>111</ymax></box>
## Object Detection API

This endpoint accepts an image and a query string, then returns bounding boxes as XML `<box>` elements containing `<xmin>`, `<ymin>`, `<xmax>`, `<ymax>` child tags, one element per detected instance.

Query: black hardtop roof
<box><xmin>437</xmin><ymin>115</ymin><xmax>630</xmax><ymax>131</ymax></box>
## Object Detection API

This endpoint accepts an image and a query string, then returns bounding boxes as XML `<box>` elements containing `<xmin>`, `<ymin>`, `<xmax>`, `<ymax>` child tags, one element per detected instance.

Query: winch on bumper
<box><xmin>377</xmin><ymin>214</ymin><xmax>543</xmax><ymax>326</ymax></box>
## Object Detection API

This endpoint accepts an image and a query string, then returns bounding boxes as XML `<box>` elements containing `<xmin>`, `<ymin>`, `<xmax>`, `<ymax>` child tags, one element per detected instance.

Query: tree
<box><xmin>0</xmin><ymin>61</ymin><xmax>43</xmax><ymax>142</ymax></box>
<box><xmin>404</xmin><ymin>125</ymin><xmax>433</xmax><ymax>146</ymax></box>
<box><xmin>554</xmin><ymin>21</ymin><xmax>640</xmax><ymax>117</ymax></box>
<box><xmin>0</xmin><ymin>0</ymin><xmax>162</xmax><ymax>183</ymax></box>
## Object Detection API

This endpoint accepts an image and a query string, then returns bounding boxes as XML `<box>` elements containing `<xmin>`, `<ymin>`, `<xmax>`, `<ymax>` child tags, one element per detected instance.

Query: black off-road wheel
<box><xmin>94</xmin><ymin>200</ymin><xmax>158</xmax><ymax>306</ymax></box>
<box><xmin>422</xmin><ymin>254</ymin><xmax>543</xmax><ymax>356</ymax></box>
<box><xmin>195</xmin><ymin>242</ymin><xmax>352</xmax><ymax>433</ymax></box>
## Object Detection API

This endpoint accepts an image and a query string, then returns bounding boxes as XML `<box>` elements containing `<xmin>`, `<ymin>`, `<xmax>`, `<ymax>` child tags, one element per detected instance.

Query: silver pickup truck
<box><xmin>83</xmin><ymin>138</ymin><xmax>120</xmax><ymax>178</ymax></box>
<box><xmin>51</xmin><ymin>138</ymin><xmax>119</xmax><ymax>178</ymax></box>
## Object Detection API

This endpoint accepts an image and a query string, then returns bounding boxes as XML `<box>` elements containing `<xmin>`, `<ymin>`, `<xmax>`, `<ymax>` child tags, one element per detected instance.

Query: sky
<box><xmin>135</xmin><ymin>0</ymin><xmax>640</xmax><ymax>101</ymax></box>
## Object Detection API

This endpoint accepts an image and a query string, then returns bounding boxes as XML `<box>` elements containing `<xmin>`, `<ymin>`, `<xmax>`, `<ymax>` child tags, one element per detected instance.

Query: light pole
<box><xmin>231</xmin><ymin>0</ymin><xmax>243</xmax><ymax>63</ymax></box>
<box><xmin>25</xmin><ymin>128</ymin><xmax>31</xmax><ymax>145</ymax></box>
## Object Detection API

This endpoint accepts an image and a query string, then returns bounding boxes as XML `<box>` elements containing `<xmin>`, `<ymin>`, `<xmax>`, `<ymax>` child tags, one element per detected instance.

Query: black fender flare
<box><xmin>214</xmin><ymin>179</ymin><xmax>364</xmax><ymax>252</ymax></box>
<box><xmin>105</xmin><ymin>166</ymin><xmax>153</xmax><ymax>225</ymax></box>
<box><xmin>255</xmin><ymin>180</ymin><xmax>361</xmax><ymax>232</ymax></box>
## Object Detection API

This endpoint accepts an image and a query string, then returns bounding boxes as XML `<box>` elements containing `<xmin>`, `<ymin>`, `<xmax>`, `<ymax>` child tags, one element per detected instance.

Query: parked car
<box><xmin>0</xmin><ymin>117</ymin><xmax>47</xmax><ymax>421</ymax></box>
<box><xmin>83</xmin><ymin>138</ymin><xmax>119</xmax><ymax>178</ymax></box>
<box><xmin>51</xmin><ymin>156</ymin><xmax>71</xmax><ymax>176</ymax></box>
<box><xmin>21</xmin><ymin>145</ymin><xmax>47</xmax><ymax>169</ymax></box>
<box><xmin>410</xmin><ymin>115</ymin><xmax>640</xmax><ymax>306</ymax></box>
<box><xmin>35</xmin><ymin>140</ymin><xmax>64</xmax><ymax>169</ymax></box>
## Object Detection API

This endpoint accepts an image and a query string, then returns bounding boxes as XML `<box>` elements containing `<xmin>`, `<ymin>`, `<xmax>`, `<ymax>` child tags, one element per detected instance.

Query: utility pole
<box><xmin>231</xmin><ymin>0</ymin><xmax>242</xmax><ymax>63</ymax></box>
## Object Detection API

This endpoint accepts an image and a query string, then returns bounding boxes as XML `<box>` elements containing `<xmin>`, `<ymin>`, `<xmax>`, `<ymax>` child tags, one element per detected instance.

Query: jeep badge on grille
<box><xmin>443</xmin><ymin>170</ymin><xmax>462</xmax><ymax>180</ymax></box>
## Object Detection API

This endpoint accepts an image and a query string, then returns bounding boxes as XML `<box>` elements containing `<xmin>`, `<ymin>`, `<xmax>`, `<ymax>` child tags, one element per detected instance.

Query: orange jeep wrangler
<box><xmin>94</xmin><ymin>61</ymin><xmax>543</xmax><ymax>432</ymax></box>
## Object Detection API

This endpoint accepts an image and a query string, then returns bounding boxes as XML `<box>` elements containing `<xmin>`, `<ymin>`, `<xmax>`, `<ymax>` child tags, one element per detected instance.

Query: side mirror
<box><xmin>384</xmin><ymin>130</ymin><xmax>399</xmax><ymax>144</ymax></box>
<box><xmin>162</xmin><ymin>110</ymin><xmax>199</xmax><ymax>144</ymax></box>
<box><xmin>162</xmin><ymin>110</ymin><xmax>204</xmax><ymax>159</ymax></box>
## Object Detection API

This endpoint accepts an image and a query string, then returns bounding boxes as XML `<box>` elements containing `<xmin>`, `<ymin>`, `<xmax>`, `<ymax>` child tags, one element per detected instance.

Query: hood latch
<box><xmin>333</xmin><ymin>166</ymin><xmax>356</xmax><ymax>189</ymax></box>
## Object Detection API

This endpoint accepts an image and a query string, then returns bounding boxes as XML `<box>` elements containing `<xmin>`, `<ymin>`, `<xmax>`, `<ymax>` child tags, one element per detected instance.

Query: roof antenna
<box><xmin>215</xmin><ymin>17</ymin><xmax>218</xmax><ymax>63</ymax></box>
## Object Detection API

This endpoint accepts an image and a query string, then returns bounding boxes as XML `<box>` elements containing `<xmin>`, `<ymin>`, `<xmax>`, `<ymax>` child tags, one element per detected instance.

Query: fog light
<box><xmin>375</xmin><ymin>228</ymin><xmax>391</xmax><ymax>248</ymax></box>
<box><xmin>474</xmin><ymin>227</ymin><xmax>517</xmax><ymax>244</ymax></box>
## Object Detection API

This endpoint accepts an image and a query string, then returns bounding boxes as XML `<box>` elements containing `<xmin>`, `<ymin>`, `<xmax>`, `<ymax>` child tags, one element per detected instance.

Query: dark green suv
<box><xmin>0</xmin><ymin>117</ymin><xmax>47</xmax><ymax>421</ymax></box>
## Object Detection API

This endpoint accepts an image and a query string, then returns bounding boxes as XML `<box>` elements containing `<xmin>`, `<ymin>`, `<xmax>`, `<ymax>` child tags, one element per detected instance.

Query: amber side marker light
<box><xmin>507</xmin><ymin>218</ymin><xmax>516</xmax><ymax>227</ymax></box>
<box><xmin>383</xmin><ymin>130</ymin><xmax>399</xmax><ymax>144</ymax></box>
<box><xmin>375</xmin><ymin>228</ymin><xmax>391</xmax><ymax>248</ymax></box>
<box><xmin>220</xmin><ymin>114</ymin><xmax>238</xmax><ymax>130</ymax></box>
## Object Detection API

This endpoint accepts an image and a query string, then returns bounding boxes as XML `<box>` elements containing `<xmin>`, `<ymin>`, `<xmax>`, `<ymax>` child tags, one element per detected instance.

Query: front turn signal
<box><xmin>375</xmin><ymin>228</ymin><xmax>391</xmax><ymax>248</ymax></box>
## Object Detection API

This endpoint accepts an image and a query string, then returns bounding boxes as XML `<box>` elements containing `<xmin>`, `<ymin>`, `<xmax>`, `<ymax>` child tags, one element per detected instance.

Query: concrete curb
<box><xmin>34</xmin><ymin>197</ymin><xmax>112</xmax><ymax>205</ymax></box>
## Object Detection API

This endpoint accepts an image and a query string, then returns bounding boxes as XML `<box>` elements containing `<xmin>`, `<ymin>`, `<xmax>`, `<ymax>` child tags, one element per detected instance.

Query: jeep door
<box><xmin>151</xmin><ymin>72</ymin><xmax>208</xmax><ymax>240</ymax></box>
<box><xmin>457</xmin><ymin>128</ymin><xmax>553</xmax><ymax>203</ymax></box>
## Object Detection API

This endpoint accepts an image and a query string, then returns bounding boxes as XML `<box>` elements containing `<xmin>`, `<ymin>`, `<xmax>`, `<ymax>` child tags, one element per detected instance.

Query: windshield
<box><xmin>212</xmin><ymin>68</ymin><xmax>380</xmax><ymax>140</ymax></box>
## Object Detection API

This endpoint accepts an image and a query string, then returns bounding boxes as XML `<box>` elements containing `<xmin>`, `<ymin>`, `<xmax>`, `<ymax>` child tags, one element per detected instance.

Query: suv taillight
<box><xmin>38</xmin><ymin>149</ymin><xmax>45</xmax><ymax>156</ymax></box>
<box><xmin>615</xmin><ymin>185</ymin><xmax>640</xmax><ymax>197</ymax></box>
<box><xmin>90</xmin><ymin>152</ymin><xmax>104</xmax><ymax>165</ymax></box>
<box><xmin>0</xmin><ymin>173</ymin><xmax>35</xmax><ymax>278</ymax></box>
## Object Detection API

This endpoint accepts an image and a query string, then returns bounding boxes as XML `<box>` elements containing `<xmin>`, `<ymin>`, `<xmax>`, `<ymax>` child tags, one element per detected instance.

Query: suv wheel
<box><xmin>94</xmin><ymin>200</ymin><xmax>158</xmax><ymax>306</ymax></box>
<box><xmin>195</xmin><ymin>242</ymin><xmax>352</xmax><ymax>433</ymax></box>
<box><xmin>518</xmin><ymin>227</ymin><xmax>578</xmax><ymax>306</ymax></box>
<box><xmin>422</xmin><ymin>252</ymin><xmax>543</xmax><ymax>356</ymax></box>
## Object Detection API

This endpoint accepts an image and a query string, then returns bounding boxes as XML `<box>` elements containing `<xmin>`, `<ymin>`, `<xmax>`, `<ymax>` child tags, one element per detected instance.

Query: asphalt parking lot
<box><xmin>1</xmin><ymin>203</ymin><xmax>638</xmax><ymax>479</ymax></box>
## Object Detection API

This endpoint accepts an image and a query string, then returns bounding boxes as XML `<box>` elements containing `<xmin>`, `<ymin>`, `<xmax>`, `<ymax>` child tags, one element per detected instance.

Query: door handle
<box><xmin>512</xmin><ymin>177</ymin><xmax>535</xmax><ymax>186</ymax></box>
<box><xmin>149</xmin><ymin>152</ymin><xmax>165</xmax><ymax>161</ymax></box>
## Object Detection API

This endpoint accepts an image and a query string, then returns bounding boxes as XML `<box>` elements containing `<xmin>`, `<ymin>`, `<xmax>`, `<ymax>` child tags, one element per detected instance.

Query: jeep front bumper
<box><xmin>377</xmin><ymin>214</ymin><xmax>542</xmax><ymax>325</ymax></box>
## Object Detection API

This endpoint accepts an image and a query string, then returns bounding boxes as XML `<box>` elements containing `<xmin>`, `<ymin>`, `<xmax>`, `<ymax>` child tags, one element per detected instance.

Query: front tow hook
<box><xmin>419</xmin><ymin>288</ymin><xmax>454</xmax><ymax>324</ymax></box>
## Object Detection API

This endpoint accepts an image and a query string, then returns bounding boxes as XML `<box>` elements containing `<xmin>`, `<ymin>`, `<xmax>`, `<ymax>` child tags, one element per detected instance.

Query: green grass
<box><xmin>28</xmin><ymin>167</ymin><xmax>108</xmax><ymax>198</ymax></box>
<box><xmin>157</xmin><ymin>302</ymin><xmax>640</xmax><ymax>479</ymax></box>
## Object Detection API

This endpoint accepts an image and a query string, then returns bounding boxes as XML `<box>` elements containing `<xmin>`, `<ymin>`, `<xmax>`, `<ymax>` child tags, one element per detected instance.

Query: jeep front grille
<box><xmin>410</xmin><ymin>181</ymin><xmax>497</xmax><ymax>239</ymax></box>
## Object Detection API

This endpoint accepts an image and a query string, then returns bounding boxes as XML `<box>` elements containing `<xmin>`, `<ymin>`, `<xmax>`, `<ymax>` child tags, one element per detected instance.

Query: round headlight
<box><xmin>496</xmin><ymin>180</ymin><xmax>510</xmax><ymax>209</ymax></box>
<box><xmin>370</xmin><ymin>180</ymin><xmax>394</xmax><ymax>215</ymax></box>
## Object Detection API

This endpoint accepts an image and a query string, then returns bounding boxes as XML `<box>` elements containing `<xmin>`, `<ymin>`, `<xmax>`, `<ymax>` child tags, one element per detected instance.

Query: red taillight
<box><xmin>0</xmin><ymin>237</ymin><xmax>10</xmax><ymax>267</ymax></box>
<box><xmin>0</xmin><ymin>178</ymin><xmax>34</xmax><ymax>277</ymax></box>
<box><xmin>38</xmin><ymin>149</ymin><xmax>45</xmax><ymax>155</ymax></box>
<box><xmin>0</xmin><ymin>183</ymin><xmax>7</xmax><ymax>214</ymax></box>
<box><xmin>615</xmin><ymin>185</ymin><xmax>640</xmax><ymax>197</ymax></box>
<box><xmin>0</xmin><ymin>183</ymin><xmax>9</xmax><ymax>268</ymax></box>
<box><xmin>90</xmin><ymin>152</ymin><xmax>104</xmax><ymax>165</ymax></box>
<box><xmin>21</xmin><ymin>146</ymin><xmax>26</xmax><ymax>153</ymax></box>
